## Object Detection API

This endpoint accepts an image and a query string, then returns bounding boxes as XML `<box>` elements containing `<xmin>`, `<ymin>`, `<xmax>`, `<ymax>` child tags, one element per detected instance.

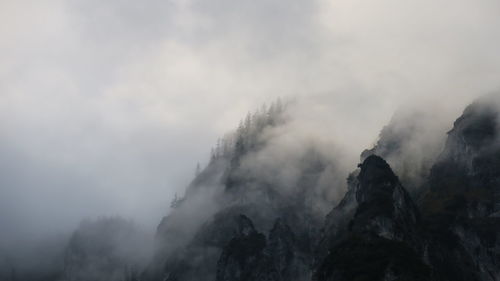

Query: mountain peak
<box><xmin>358</xmin><ymin>155</ymin><xmax>398</xmax><ymax>187</ymax></box>
<box><xmin>446</xmin><ymin>96</ymin><xmax>499</xmax><ymax>155</ymax></box>
<box><xmin>351</xmin><ymin>155</ymin><xmax>418</xmax><ymax>240</ymax></box>
<box><xmin>423</xmin><ymin>95</ymin><xmax>500</xmax><ymax>219</ymax></box>
<box><xmin>236</xmin><ymin>214</ymin><xmax>257</xmax><ymax>237</ymax></box>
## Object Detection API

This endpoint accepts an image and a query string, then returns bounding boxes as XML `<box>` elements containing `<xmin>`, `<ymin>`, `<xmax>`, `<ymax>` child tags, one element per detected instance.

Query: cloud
<box><xmin>1</xmin><ymin>0</ymin><xmax>500</xmax><ymax>251</ymax></box>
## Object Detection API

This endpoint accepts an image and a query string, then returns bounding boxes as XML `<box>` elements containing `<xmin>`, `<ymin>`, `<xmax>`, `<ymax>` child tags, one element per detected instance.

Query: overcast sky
<box><xmin>1</xmin><ymin>0</ymin><xmax>500</xmax><ymax>241</ymax></box>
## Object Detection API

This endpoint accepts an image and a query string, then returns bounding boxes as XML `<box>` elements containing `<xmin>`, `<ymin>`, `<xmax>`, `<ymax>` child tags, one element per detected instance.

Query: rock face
<box><xmin>420</xmin><ymin>95</ymin><xmax>500</xmax><ymax>281</ymax></box>
<box><xmin>215</xmin><ymin>215</ymin><xmax>267</xmax><ymax>281</ymax></box>
<box><xmin>313</xmin><ymin>96</ymin><xmax>500</xmax><ymax>281</ymax></box>
<box><xmin>351</xmin><ymin>156</ymin><xmax>419</xmax><ymax>241</ymax></box>
<box><xmin>215</xmin><ymin>216</ymin><xmax>308</xmax><ymax>281</ymax></box>
<box><xmin>314</xmin><ymin>155</ymin><xmax>429</xmax><ymax>281</ymax></box>
<box><xmin>422</xmin><ymin>96</ymin><xmax>500</xmax><ymax>219</ymax></box>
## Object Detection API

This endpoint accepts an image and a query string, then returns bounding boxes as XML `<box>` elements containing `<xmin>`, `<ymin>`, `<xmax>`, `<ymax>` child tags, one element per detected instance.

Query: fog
<box><xmin>1</xmin><ymin>0</ymin><xmax>500</xmax><ymax>267</ymax></box>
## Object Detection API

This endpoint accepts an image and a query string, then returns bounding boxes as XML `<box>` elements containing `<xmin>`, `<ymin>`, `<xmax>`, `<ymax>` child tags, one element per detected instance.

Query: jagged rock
<box><xmin>215</xmin><ymin>215</ymin><xmax>268</xmax><ymax>281</ymax></box>
<box><xmin>419</xmin><ymin>95</ymin><xmax>500</xmax><ymax>281</ymax></box>
<box><xmin>452</xmin><ymin>219</ymin><xmax>500</xmax><ymax>280</ymax></box>
<box><xmin>266</xmin><ymin>219</ymin><xmax>295</xmax><ymax>279</ymax></box>
<box><xmin>422</xmin><ymin>96</ymin><xmax>500</xmax><ymax>220</ymax></box>
<box><xmin>266</xmin><ymin>218</ymin><xmax>311</xmax><ymax>281</ymax></box>
<box><xmin>319</xmin><ymin>156</ymin><xmax>419</xmax><ymax>250</ymax></box>
<box><xmin>215</xmin><ymin>216</ymin><xmax>310</xmax><ymax>281</ymax></box>
<box><xmin>318</xmin><ymin>171</ymin><xmax>360</xmax><ymax>259</ymax></box>
<box><xmin>194</xmin><ymin>205</ymin><xmax>276</xmax><ymax>248</ymax></box>
<box><xmin>352</xmin><ymin>156</ymin><xmax>419</xmax><ymax>240</ymax></box>
<box><xmin>314</xmin><ymin>235</ymin><xmax>430</xmax><ymax>281</ymax></box>
<box><xmin>314</xmin><ymin>155</ymin><xmax>427</xmax><ymax>281</ymax></box>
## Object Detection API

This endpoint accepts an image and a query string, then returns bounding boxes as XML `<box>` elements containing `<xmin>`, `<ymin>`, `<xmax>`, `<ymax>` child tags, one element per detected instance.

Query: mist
<box><xmin>1</xmin><ymin>0</ymin><xmax>500</xmax><ymax>279</ymax></box>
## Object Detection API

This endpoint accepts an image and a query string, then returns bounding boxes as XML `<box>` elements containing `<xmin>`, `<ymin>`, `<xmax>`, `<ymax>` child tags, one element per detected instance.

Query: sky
<box><xmin>1</xmin><ymin>0</ymin><xmax>500</xmax><ymax>242</ymax></box>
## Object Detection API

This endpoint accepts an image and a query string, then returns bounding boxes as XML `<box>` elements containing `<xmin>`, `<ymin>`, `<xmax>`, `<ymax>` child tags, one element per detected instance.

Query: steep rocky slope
<box><xmin>314</xmin><ymin>155</ymin><xmax>429</xmax><ymax>281</ymax></box>
<box><xmin>419</xmin><ymin>95</ymin><xmax>500</xmax><ymax>281</ymax></box>
<box><xmin>146</xmin><ymin>96</ymin><xmax>500</xmax><ymax>281</ymax></box>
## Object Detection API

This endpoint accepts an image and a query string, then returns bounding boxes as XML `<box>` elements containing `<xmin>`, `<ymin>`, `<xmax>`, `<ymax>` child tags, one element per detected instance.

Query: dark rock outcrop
<box><xmin>215</xmin><ymin>216</ymin><xmax>308</xmax><ymax>281</ymax></box>
<box><xmin>419</xmin><ymin>95</ymin><xmax>500</xmax><ymax>281</ymax></box>
<box><xmin>215</xmin><ymin>215</ymin><xmax>267</xmax><ymax>281</ymax></box>
<box><xmin>422</xmin><ymin>96</ymin><xmax>500</xmax><ymax>220</ymax></box>
<box><xmin>314</xmin><ymin>155</ymin><xmax>428</xmax><ymax>281</ymax></box>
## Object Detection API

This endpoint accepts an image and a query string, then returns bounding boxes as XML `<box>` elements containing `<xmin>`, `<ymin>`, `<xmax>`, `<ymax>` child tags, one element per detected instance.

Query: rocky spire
<box><xmin>314</xmin><ymin>155</ymin><xmax>427</xmax><ymax>281</ymax></box>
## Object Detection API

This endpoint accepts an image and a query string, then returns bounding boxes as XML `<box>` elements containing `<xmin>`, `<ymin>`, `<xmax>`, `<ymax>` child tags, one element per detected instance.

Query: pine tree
<box><xmin>195</xmin><ymin>163</ymin><xmax>201</xmax><ymax>176</ymax></box>
<box><xmin>210</xmin><ymin>148</ymin><xmax>216</xmax><ymax>162</ymax></box>
<box><xmin>170</xmin><ymin>193</ymin><xmax>184</xmax><ymax>209</ymax></box>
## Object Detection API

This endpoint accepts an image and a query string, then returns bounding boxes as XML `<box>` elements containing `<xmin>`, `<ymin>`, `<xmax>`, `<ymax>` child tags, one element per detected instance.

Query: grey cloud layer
<box><xmin>1</xmin><ymin>0</ymin><xmax>500</xmax><ymax>244</ymax></box>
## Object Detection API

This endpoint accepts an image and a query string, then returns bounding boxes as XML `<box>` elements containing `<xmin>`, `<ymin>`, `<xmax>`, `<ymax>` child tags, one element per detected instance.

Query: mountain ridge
<box><xmin>147</xmin><ymin>95</ymin><xmax>500</xmax><ymax>281</ymax></box>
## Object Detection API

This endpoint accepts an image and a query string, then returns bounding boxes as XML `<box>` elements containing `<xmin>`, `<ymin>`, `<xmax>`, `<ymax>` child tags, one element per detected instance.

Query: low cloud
<box><xmin>1</xmin><ymin>0</ymin><xmax>500</xmax><ymax>271</ymax></box>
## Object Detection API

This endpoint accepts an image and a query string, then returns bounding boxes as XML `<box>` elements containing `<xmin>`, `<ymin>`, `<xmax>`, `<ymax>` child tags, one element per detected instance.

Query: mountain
<box><xmin>4</xmin><ymin>95</ymin><xmax>500</xmax><ymax>281</ymax></box>
<box><xmin>421</xmin><ymin>95</ymin><xmax>500</xmax><ymax>219</ymax></box>
<box><xmin>314</xmin><ymin>95</ymin><xmax>500</xmax><ymax>281</ymax></box>
<box><xmin>146</xmin><ymin>95</ymin><xmax>500</xmax><ymax>281</ymax></box>
<box><xmin>61</xmin><ymin>217</ymin><xmax>152</xmax><ymax>281</ymax></box>
<box><xmin>360</xmin><ymin>105</ymin><xmax>449</xmax><ymax>196</ymax></box>
<box><xmin>144</xmin><ymin>101</ymin><xmax>347</xmax><ymax>281</ymax></box>
<box><xmin>314</xmin><ymin>155</ymin><xmax>428</xmax><ymax>281</ymax></box>
<box><xmin>419</xmin><ymin>95</ymin><xmax>500</xmax><ymax>281</ymax></box>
